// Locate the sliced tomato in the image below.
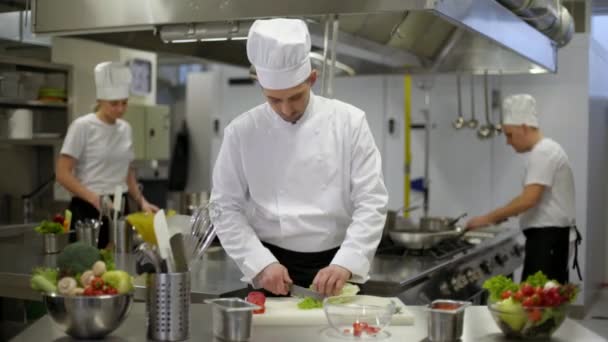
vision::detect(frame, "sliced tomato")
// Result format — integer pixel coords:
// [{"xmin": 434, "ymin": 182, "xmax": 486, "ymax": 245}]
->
[
  {"xmin": 527, "ymin": 308, "xmax": 542, "ymax": 322},
  {"xmin": 353, "ymin": 322, "xmax": 363, "ymax": 337},
  {"xmin": 246, "ymin": 291, "xmax": 266, "ymax": 314},
  {"xmin": 365, "ymin": 326, "xmax": 381, "ymax": 334}
]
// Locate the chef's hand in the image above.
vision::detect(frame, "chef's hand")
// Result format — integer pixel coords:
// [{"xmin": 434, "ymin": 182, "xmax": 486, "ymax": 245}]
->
[
  {"xmin": 466, "ymin": 215, "xmax": 492, "ymax": 230},
  {"xmin": 255, "ymin": 263, "xmax": 293, "ymax": 295},
  {"xmin": 139, "ymin": 198, "xmax": 159, "ymax": 214},
  {"xmin": 312, "ymin": 264, "xmax": 351, "ymax": 296}
]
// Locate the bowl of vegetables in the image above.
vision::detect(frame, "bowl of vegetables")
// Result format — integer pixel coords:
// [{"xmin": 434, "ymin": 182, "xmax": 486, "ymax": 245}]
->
[
  {"xmin": 323, "ymin": 295, "xmax": 397, "ymax": 338},
  {"xmin": 484, "ymin": 272, "xmax": 578, "ymax": 339},
  {"xmin": 35, "ymin": 212, "xmax": 71, "ymax": 254},
  {"xmin": 31, "ymin": 242, "xmax": 135, "ymax": 339}
]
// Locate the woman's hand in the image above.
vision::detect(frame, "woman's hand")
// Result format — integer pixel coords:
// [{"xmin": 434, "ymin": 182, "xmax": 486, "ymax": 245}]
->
[{"xmin": 139, "ymin": 198, "xmax": 159, "ymax": 214}]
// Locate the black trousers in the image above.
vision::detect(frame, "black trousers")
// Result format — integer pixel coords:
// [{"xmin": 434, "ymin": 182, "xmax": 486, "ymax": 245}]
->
[
  {"xmin": 522, "ymin": 227, "xmax": 571, "ymax": 283},
  {"xmin": 247, "ymin": 242, "xmax": 339, "ymax": 297},
  {"xmin": 68, "ymin": 194, "xmax": 130, "ymax": 249}
]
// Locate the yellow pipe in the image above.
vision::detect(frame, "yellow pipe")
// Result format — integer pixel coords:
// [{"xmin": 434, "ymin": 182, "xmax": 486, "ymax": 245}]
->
[{"xmin": 404, "ymin": 75, "xmax": 412, "ymax": 217}]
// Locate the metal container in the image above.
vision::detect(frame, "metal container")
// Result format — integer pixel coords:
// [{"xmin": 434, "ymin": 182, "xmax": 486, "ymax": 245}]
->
[
  {"xmin": 389, "ymin": 230, "xmax": 460, "ymax": 249},
  {"xmin": 427, "ymin": 300, "xmax": 471, "ymax": 342},
  {"xmin": 110, "ymin": 218, "xmax": 133, "ymax": 253},
  {"xmin": 205, "ymin": 298, "xmax": 260, "ymax": 342},
  {"xmin": 147, "ymin": 272, "xmax": 191, "ymax": 341},
  {"xmin": 42, "ymin": 233, "xmax": 69, "ymax": 254},
  {"xmin": 75, "ymin": 220, "xmax": 100, "ymax": 247}
]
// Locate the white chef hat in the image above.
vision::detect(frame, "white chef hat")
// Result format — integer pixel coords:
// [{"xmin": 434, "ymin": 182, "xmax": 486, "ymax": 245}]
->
[
  {"xmin": 94, "ymin": 61, "xmax": 132, "ymax": 100},
  {"xmin": 502, "ymin": 94, "xmax": 539, "ymax": 127},
  {"xmin": 247, "ymin": 18, "xmax": 312, "ymax": 90}
]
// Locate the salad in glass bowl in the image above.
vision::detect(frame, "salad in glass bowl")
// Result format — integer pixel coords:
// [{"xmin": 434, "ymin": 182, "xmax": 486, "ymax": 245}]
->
[{"xmin": 484, "ymin": 271, "xmax": 578, "ymax": 339}]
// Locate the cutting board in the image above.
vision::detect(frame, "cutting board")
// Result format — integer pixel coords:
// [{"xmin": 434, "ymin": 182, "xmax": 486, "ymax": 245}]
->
[{"xmin": 252, "ymin": 297, "xmax": 414, "ymax": 326}]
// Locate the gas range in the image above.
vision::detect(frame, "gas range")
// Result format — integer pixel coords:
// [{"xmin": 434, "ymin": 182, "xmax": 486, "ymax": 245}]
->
[{"xmin": 362, "ymin": 226, "xmax": 524, "ymax": 305}]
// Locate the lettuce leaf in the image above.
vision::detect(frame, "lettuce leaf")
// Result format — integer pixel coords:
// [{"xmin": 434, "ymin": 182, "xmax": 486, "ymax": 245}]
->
[{"xmin": 483, "ymin": 275, "xmax": 518, "ymax": 302}]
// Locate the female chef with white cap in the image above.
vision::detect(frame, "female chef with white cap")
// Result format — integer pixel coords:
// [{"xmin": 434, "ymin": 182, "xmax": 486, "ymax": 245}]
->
[
  {"xmin": 466, "ymin": 94, "xmax": 581, "ymax": 283},
  {"xmin": 210, "ymin": 18, "xmax": 388, "ymax": 296},
  {"xmin": 56, "ymin": 61, "xmax": 158, "ymax": 248}
]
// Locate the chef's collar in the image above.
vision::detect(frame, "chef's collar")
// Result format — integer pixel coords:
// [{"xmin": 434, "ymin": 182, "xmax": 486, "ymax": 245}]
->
[{"xmin": 267, "ymin": 91, "xmax": 316, "ymax": 128}]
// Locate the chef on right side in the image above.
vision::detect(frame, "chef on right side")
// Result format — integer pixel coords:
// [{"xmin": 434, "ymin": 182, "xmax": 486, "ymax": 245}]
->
[{"xmin": 466, "ymin": 94, "xmax": 581, "ymax": 283}]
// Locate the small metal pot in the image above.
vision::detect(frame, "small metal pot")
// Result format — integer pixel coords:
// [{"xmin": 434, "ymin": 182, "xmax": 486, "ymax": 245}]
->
[
  {"xmin": 42, "ymin": 233, "xmax": 69, "ymax": 254},
  {"xmin": 427, "ymin": 300, "xmax": 471, "ymax": 342},
  {"xmin": 205, "ymin": 298, "xmax": 260, "ymax": 342},
  {"xmin": 419, "ymin": 213, "xmax": 467, "ymax": 232}
]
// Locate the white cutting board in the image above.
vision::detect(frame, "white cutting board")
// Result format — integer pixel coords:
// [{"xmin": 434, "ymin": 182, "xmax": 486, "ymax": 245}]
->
[{"xmin": 252, "ymin": 297, "xmax": 414, "ymax": 326}]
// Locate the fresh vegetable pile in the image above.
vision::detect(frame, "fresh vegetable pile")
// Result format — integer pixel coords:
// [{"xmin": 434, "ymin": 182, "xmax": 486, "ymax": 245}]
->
[
  {"xmin": 483, "ymin": 272, "xmax": 578, "ymax": 338},
  {"xmin": 31, "ymin": 242, "xmax": 133, "ymax": 297},
  {"xmin": 34, "ymin": 211, "xmax": 71, "ymax": 234}
]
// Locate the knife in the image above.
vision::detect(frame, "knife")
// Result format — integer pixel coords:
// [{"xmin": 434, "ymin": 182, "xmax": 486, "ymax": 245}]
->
[{"xmin": 290, "ymin": 284, "xmax": 326, "ymax": 301}]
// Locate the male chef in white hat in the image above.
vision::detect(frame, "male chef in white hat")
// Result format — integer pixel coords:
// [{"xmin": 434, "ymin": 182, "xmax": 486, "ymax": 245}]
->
[
  {"xmin": 57, "ymin": 61, "xmax": 158, "ymax": 248},
  {"xmin": 466, "ymin": 94, "xmax": 581, "ymax": 283},
  {"xmin": 210, "ymin": 18, "xmax": 388, "ymax": 296}
]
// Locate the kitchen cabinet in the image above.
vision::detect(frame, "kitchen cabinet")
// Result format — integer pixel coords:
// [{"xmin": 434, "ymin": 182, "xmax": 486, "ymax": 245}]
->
[{"xmin": 123, "ymin": 104, "xmax": 170, "ymax": 161}]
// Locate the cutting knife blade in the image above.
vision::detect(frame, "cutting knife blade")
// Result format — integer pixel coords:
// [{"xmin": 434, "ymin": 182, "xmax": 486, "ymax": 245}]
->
[{"xmin": 290, "ymin": 284, "xmax": 326, "ymax": 301}]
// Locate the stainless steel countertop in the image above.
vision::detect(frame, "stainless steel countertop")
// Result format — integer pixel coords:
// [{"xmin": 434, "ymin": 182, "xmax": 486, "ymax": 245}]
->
[
  {"xmin": 0, "ymin": 226, "xmax": 247, "ymax": 302},
  {"xmin": 0, "ymin": 224, "xmax": 521, "ymax": 301},
  {"xmin": 9, "ymin": 304, "xmax": 606, "ymax": 342}
]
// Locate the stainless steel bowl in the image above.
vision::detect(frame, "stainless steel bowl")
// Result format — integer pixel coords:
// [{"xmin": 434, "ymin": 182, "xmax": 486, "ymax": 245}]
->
[{"xmin": 43, "ymin": 293, "xmax": 133, "ymax": 339}]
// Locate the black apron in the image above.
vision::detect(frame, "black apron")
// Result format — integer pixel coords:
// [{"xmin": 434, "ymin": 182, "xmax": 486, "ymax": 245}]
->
[
  {"xmin": 247, "ymin": 242, "xmax": 339, "ymax": 297},
  {"xmin": 522, "ymin": 226, "xmax": 583, "ymax": 283},
  {"xmin": 68, "ymin": 194, "xmax": 130, "ymax": 249}
]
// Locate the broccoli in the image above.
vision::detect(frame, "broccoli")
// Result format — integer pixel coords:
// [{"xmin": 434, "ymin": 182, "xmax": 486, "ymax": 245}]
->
[{"xmin": 57, "ymin": 242, "xmax": 101, "ymax": 275}]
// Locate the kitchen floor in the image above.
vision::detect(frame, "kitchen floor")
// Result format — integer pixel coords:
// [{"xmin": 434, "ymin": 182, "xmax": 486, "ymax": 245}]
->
[{"xmin": 574, "ymin": 288, "xmax": 608, "ymax": 339}]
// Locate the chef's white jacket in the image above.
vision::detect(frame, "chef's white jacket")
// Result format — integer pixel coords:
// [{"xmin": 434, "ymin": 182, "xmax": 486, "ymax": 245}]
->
[{"xmin": 210, "ymin": 93, "xmax": 388, "ymax": 283}]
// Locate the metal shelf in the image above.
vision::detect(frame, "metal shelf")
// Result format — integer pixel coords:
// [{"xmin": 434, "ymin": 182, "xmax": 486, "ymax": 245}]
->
[{"xmin": 0, "ymin": 98, "xmax": 67, "ymax": 109}]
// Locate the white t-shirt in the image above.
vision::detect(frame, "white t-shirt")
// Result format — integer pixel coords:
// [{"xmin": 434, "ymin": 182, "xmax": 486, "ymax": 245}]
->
[
  {"xmin": 520, "ymin": 138, "xmax": 575, "ymax": 228},
  {"xmin": 60, "ymin": 113, "xmax": 134, "ymax": 195}
]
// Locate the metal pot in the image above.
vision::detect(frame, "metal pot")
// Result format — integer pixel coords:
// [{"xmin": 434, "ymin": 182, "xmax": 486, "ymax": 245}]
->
[
  {"xmin": 419, "ymin": 213, "xmax": 467, "ymax": 232},
  {"xmin": 389, "ymin": 230, "xmax": 461, "ymax": 250}
]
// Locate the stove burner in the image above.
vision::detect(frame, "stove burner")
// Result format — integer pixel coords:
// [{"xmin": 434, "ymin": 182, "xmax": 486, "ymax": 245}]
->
[{"xmin": 376, "ymin": 238, "xmax": 473, "ymax": 259}]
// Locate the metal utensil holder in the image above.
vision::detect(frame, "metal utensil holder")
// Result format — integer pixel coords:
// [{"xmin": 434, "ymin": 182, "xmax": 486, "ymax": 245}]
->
[
  {"xmin": 75, "ymin": 220, "xmax": 100, "ymax": 247},
  {"xmin": 42, "ymin": 233, "xmax": 68, "ymax": 254},
  {"xmin": 110, "ymin": 218, "xmax": 133, "ymax": 253},
  {"xmin": 147, "ymin": 272, "xmax": 190, "ymax": 341}
]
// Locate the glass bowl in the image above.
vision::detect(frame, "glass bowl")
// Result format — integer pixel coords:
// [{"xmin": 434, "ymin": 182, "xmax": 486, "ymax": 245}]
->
[
  {"xmin": 323, "ymin": 295, "xmax": 396, "ymax": 338},
  {"xmin": 488, "ymin": 302, "xmax": 568, "ymax": 339}
]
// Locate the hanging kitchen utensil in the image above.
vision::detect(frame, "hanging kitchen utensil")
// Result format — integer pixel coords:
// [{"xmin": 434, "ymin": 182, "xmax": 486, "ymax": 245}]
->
[
  {"xmin": 446, "ymin": 213, "xmax": 468, "ymax": 227},
  {"xmin": 467, "ymin": 75, "xmax": 479, "ymax": 129},
  {"xmin": 493, "ymin": 71, "xmax": 504, "ymax": 135},
  {"xmin": 452, "ymin": 75, "xmax": 465, "ymax": 129},
  {"xmin": 477, "ymin": 71, "xmax": 494, "ymax": 139}
]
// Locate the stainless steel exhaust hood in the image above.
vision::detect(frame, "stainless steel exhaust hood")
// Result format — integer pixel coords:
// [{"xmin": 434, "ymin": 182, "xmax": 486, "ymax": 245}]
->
[{"xmin": 30, "ymin": 0, "xmax": 567, "ymax": 74}]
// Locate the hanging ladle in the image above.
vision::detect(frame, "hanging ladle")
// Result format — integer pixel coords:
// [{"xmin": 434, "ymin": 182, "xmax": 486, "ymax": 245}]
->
[
  {"xmin": 467, "ymin": 75, "xmax": 479, "ymax": 129},
  {"xmin": 452, "ymin": 74, "xmax": 465, "ymax": 129},
  {"xmin": 477, "ymin": 71, "xmax": 494, "ymax": 139},
  {"xmin": 493, "ymin": 71, "xmax": 504, "ymax": 135}
]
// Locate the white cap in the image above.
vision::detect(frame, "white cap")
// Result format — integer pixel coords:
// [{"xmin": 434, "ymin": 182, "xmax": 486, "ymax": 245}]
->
[
  {"xmin": 247, "ymin": 18, "xmax": 311, "ymax": 90},
  {"xmin": 502, "ymin": 94, "xmax": 539, "ymax": 127},
  {"xmin": 94, "ymin": 62, "xmax": 132, "ymax": 100}
]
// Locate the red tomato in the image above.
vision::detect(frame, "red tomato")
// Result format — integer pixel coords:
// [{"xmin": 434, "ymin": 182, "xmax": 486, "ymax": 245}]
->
[
  {"xmin": 91, "ymin": 277, "xmax": 104, "ymax": 290},
  {"xmin": 365, "ymin": 325, "xmax": 381, "ymax": 334},
  {"xmin": 353, "ymin": 322, "xmax": 363, "ymax": 337},
  {"xmin": 530, "ymin": 294, "xmax": 541, "ymax": 306},
  {"xmin": 522, "ymin": 297, "xmax": 534, "ymax": 307},
  {"xmin": 246, "ymin": 291, "xmax": 266, "ymax": 314},
  {"xmin": 92, "ymin": 289, "xmax": 104, "ymax": 296},
  {"xmin": 513, "ymin": 290, "xmax": 524, "ymax": 302},
  {"xmin": 53, "ymin": 214, "xmax": 65, "ymax": 224},
  {"xmin": 343, "ymin": 329, "xmax": 351, "ymax": 335},
  {"xmin": 501, "ymin": 290, "xmax": 513, "ymax": 300},
  {"xmin": 105, "ymin": 287, "xmax": 119, "ymax": 295},
  {"xmin": 535, "ymin": 286, "xmax": 544, "ymax": 296},
  {"xmin": 528, "ymin": 308, "xmax": 542, "ymax": 322},
  {"xmin": 521, "ymin": 284, "xmax": 535, "ymax": 297},
  {"xmin": 83, "ymin": 287, "xmax": 94, "ymax": 296}
]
